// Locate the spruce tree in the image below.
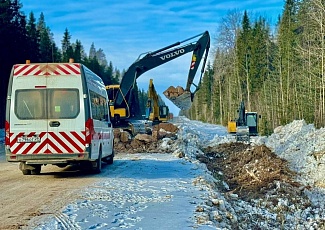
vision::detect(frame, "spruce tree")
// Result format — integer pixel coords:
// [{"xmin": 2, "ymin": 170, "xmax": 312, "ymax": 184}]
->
[{"xmin": 37, "ymin": 13, "xmax": 54, "ymax": 62}]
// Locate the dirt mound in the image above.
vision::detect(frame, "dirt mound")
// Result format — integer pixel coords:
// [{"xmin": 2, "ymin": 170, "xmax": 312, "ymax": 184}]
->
[{"xmin": 200, "ymin": 142, "xmax": 302, "ymax": 201}]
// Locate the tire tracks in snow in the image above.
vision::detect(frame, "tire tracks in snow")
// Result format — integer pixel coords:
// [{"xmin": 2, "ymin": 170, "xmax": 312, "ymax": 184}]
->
[{"xmin": 30, "ymin": 153, "xmax": 216, "ymax": 229}]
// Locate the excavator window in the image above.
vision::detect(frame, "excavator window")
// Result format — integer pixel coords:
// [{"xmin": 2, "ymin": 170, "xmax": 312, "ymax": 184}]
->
[{"xmin": 246, "ymin": 114, "xmax": 257, "ymax": 127}]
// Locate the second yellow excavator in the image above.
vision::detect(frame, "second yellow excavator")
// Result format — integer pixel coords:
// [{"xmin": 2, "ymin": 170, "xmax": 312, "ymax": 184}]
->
[
  {"xmin": 145, "ymin": 79, "xmax": 169, "ymax": 124},
  {"xmin": 228, "ymin": 101, "xmax": 260, "ymax": 142}
]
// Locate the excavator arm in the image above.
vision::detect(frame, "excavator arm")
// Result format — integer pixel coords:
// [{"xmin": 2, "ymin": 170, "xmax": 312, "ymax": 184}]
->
[
  {"xmin": 108, "ymin": 31, "xmax": 210, "ymax": 125},
  {"xmin": 115, "ymin": 31, "xmax": 210, "ymax": 110}
]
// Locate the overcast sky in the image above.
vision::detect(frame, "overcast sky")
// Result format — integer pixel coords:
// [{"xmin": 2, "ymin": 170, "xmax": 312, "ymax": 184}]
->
[{"xmin": 20, "ymin": 0, "xmax": 284, "ymax": 114}]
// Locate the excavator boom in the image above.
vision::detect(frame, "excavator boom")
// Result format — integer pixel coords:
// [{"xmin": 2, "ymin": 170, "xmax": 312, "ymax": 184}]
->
[{"xmin": 107, "ymin": 31, "xmax": 210, "ymax": 125}]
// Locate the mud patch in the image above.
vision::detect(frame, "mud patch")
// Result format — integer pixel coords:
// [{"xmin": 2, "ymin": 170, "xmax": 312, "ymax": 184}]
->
[{"xmin": 200, "ymin": 143, "xmax": 303, "ymax": 201}]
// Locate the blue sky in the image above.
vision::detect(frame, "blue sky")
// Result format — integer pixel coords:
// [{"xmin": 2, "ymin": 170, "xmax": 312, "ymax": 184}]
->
[{"xmin": 20, "ymin": 0, "xmax": 284, "ymax": 114}]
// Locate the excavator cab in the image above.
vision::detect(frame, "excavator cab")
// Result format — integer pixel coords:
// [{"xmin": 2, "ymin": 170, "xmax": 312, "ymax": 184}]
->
[
  {"xmin": 246, "ymin": 112, "xmax": 259, "ymax": 136},
  {"xmin": 106, "ymin": 85, "xmax": 128, "ymax": 124},
  {"xmin": 159, "ymin": 105, "xmax": 169, "ymax": 120}
]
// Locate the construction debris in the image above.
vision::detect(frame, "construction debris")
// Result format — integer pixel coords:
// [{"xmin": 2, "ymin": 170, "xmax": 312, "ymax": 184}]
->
[{"xmin": 114, "ymin": 122, "xmax": 178, "ymax": 153}]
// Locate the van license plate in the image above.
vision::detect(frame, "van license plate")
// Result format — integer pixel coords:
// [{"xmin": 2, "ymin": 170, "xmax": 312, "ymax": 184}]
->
[{"xmin": 17, "ymin": 135, "xmax": 41, "ymax": 143}]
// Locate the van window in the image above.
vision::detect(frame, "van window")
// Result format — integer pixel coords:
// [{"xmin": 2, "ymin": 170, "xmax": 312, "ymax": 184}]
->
[
  {"xmin": 48, "ymin": 89, "xmax": 79, "ymax": 119},
  {"xmin": 90, "ymin": 90, "xmax": 108, "ymax": 121},
  {"xmin": 15, "ymin": 89, "xmax": 80, "ymax": 120},
  {"xmin": 15, "ymin": 90, "xmax": 45, "ymax": 119}
]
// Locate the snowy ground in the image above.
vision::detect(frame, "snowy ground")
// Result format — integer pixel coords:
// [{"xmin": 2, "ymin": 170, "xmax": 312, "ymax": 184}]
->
[
  {"xmin": 28, "ymin": 153, "xmax": 219, "ymax": 230},
  {"xmin": 4, "ymin": 116, "xmax": 325, "ymax": 229}
]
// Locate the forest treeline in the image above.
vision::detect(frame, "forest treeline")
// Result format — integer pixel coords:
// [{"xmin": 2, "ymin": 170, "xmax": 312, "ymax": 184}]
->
[
  {"xmin": 0, "ymin": 0, "xmax": 150, "ymax": 127},
  {"xmin": 187, "ymin": 0, "xmax": 325, "ymax": 135},
  {"xmin": 3, "ymin": 0, "xmax": 321, "ymax": 135}
]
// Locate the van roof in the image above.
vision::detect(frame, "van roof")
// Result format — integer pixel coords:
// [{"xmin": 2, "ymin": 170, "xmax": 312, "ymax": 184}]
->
[{"xmin": 13, "ymin": 63, "xmax": 81, "ymax": 77}]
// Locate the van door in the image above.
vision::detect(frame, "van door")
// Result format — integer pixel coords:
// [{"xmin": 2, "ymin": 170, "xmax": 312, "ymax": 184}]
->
[
  {"xmin": 46, "ymin": 87, "xmax": 85, "ymax": 154},
  {"xmin": 88, "ymin": 90, "xmax": 113, "ymax": 158},
  {"xmin": 10, "ymin": 88, "xmax": 48, "ymax": 155}
]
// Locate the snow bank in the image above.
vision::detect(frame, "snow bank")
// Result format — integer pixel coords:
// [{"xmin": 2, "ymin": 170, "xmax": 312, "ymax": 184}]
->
[
  {"xmin": 172, "ymin": 117, "xmax": 325, "ymax": 188},
  {"xmin": 171, "ymin": 117, "xmax": 325, "ymax": 229},
  {"xmin": 264, "ymin": 120, "xmax": 325, "ymax": 187}
]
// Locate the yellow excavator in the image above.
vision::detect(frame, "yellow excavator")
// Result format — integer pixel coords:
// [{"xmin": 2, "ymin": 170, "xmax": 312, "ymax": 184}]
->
[
  {"xmin": 106, "ymin": 31, "xmax": 210, "ymax": 128},
  {"xmin": 228, "ymin": 101, "xmax": 260, "ymax": 142},
  {"xmin": 145, "ymin": 79, "xmax": 169, "ymax": 124}
]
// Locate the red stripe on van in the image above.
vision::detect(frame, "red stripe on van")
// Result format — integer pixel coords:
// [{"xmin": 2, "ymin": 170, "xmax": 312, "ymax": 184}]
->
[
  {"xmin": 14, "ymin": 132, "xmax": 36, "ymax": 155},
  {"xmin": 10, "ymin": 131, "xmax": 85, "ymax": 154},
  {"xmin": 10, "ymin": 132, "xmax": 47, "ymax": 154},
  {"xmin": 46, "ymin": 64, "xmax": 59, "ymax": 75},
  {"xmin": 13, "ymin": 64, "xmax": 81, "ymax": 76},
  {"xmin": 14, "ymin": 64, "xmax": 39, "ymax": 76},
  {"xmin": 47, "ymin": 138, "xmax": 64, "ymax": 153},
  {"xmin": 32, "ymin": 138, "xmax": 48, "ymax": 153},
  {"xmin": 59, "ymin": 132, "xmax": 84, "ymax": 152},
  {"xmin": 56, "ymin": 64, "xmax": 71, "ymax": 75},
  {"xmin": 13, "ymin": 64, "xmax": 30, "ymax": 76},
  {"xmin": 64, "ymin": 64, "xmax": 81, "ymax": 74},
  {"xmin": 71, "ymin": 131, "xmax": 86, "ymax": 145},
  {"xmin": 24, "ymin": 65, "xmax": 39, "ymax": 75},
  {"xmin": 48, "ymin": 132, "xmax": 74, "ymax": 153}
]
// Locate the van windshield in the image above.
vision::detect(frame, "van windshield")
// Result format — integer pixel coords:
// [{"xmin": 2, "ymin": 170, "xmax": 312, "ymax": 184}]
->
[{"xmin": 15, "ymin": 89, "xmax": 79, "ymax": 120}]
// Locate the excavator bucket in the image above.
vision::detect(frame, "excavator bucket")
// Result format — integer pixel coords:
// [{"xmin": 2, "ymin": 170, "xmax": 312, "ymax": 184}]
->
[{"xmin": 163, "ymin": 86, "xmax": 192, "ymax": 110}]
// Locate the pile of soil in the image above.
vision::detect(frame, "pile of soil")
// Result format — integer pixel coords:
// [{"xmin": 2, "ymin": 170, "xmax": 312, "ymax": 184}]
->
[{"xmin": 199, "ymin": 142, "xmax": 303, "ymax": 201}]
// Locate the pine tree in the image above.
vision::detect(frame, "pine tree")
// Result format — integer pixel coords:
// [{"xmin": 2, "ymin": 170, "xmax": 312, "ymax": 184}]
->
[
  {"xmin": 61, "ymin": 28, "xmax": 73, "ymax": 62},
  {"xmin": 73, "ymin": 39, "xmax": 83, "ymax": 63},
  {"xmin": 276, "ymin": 0, "xmax": 300, "ymax": 123},
  {"xmin": 89, "ymin": 43, "xmax": 96, "ymax": 59},
  {"xmin": 236, "ymin": 10, "xmax": 252, "ymax": 110},
  {"xmin": 0, "ymin": 0, "xmax": 28, "ymax": 127},
  {"xmin": 37, "ymin": 13, "xmax": 54, "ymax": 62}
]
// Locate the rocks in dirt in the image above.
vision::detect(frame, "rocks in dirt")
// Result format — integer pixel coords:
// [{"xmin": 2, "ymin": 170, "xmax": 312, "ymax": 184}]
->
[
  {"xmin": 163, "ymin": 86, "xmax": 185, "ymax": 98},
  {"xmin": 163, "ymin": 86, "xmax": 192, "ymax": 110},
  {"xmin": 114, "ymin": 122, "xmax": 178, "ymax": 153},
  {"xmin": 200, "ymin": 142, "xmax": 300, "ymax": 201}
]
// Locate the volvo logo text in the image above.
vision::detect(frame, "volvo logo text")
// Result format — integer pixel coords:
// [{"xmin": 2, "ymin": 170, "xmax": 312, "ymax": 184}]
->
[{"xmin": 160, "ymin": 49, "xmax": 185, "ymax": 60}]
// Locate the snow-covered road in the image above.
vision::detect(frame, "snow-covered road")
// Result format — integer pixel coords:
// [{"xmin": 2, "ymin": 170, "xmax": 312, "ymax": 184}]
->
[{"xmin": 29, "ymin": 153, "xmax": 218, "ymax": 230}]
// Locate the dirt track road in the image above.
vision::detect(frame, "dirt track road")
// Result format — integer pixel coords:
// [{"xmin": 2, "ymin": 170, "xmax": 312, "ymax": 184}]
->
[{"xmin": 0, "ymin": 145, "xmax": 101, "ymax": 229}]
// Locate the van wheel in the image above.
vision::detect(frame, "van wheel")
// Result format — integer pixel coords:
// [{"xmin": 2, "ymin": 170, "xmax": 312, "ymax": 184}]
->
[
  {"xmin": 31, "ymin": 165, "xmax": 41, "ymax": 175},
  {"xmin": 107, "ymin": 150, "xmax": 114, "ymax": 165},
  {"xmin": 93, "ymin": 149, "xmax": 102, "ymax": 174},
  {"xmin": 22, "ymin": 169, "xmax": 31, "ymax": 175}
]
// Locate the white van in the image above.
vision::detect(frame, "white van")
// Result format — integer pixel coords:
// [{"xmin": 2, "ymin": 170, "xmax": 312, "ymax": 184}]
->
[{"xmin": 5, "ymin": 62, "xmax": 114, "ymax": 175}]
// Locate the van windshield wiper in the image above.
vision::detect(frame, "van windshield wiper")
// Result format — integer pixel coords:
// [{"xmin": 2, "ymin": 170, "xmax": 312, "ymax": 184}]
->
[{"xmin": 23, "ymin": 100, "xmax": 33, "ymax": 118}]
